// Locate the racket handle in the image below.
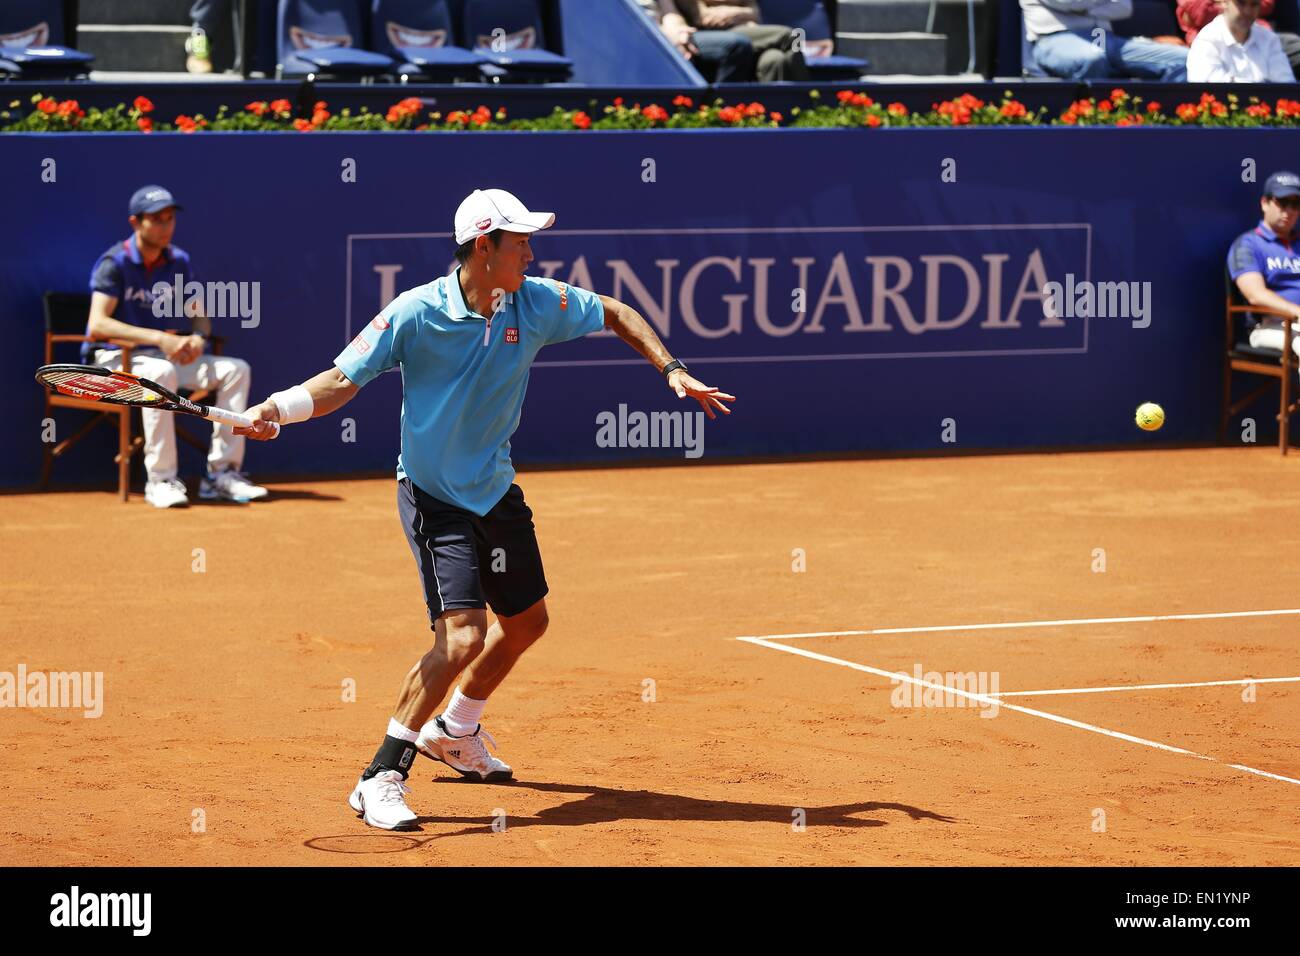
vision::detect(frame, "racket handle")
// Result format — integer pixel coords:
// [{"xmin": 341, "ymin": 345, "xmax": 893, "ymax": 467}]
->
[{"xmin": 205, "ymin": 405, "xmax": 282, "ymax": 438}]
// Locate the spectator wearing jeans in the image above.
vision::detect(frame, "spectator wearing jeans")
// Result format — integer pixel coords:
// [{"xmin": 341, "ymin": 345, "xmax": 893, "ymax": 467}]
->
[
  {"xmin": 1022, "ymin": 0, "xmax": 1190, "ymax": 79},
  {"xmin": 662, "ymin": 0, "xmax": 810, "ymax": 81},
  {"xmin": 1229, "ymin": 171, "xmax": 1300, "ymax": 360},
  {"xmin": 1180, "ymin": 0, "xmax": 1300, "ymax": 77},
  {"xmin": 638, "ymin": 0, "xmax": 756, "ymax": 81}
]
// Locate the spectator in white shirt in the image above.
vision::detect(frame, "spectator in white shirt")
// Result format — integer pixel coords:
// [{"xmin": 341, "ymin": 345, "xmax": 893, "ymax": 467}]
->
[{"xmin": 1187, "ymin": 0, "xmax": 1296, "ymax": 80}]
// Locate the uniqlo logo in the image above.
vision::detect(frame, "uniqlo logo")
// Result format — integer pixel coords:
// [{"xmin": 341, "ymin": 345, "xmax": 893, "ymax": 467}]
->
[
  {"xmin": 350, "ymin": 333, "xmax": 370, "ymax": 355},
  {"xmin": 504, "ymin": 327, "xmax": 519, "ymax": 344}
]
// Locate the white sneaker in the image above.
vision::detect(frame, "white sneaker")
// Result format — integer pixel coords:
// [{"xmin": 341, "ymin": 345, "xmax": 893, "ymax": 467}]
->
[
  {"xmin": 348, "ymin": 770, "xmax": 419, "ymax": 830},
  {"xmin": 144, "ymin": 478, "xmax": 189, "ymax": 509},
  {"xmin": 416, "ymin": 717, "xmax": 513, "ymax": 783},
  {"xmin": 199, "ymin": 470, "xmax": 269, "ymax": 502}
]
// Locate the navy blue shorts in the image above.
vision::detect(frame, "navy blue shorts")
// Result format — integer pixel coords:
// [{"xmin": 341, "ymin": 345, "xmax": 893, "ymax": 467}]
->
[{"xmin": 397, "ymin": 477, "xmax": 549, "ymax": 621}]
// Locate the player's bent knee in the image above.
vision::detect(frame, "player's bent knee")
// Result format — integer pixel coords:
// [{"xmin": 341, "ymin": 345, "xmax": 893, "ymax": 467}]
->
[{"xmin": 502, "ymin": 599, "xmax": 549, "ymax": 646}]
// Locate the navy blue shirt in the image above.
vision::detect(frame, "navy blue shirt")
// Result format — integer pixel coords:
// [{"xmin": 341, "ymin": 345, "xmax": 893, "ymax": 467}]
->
[
  {"xmin": 83, "ymin": 235, "xmax": 194, "ymax": 360},
  {"xmin": 1228, "ymin": 220, "xmax": 1300, "ymax": 328}
]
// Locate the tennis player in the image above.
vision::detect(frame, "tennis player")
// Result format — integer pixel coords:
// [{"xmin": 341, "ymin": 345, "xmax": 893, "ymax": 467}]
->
[{"xmin": 237, "ymin": 188, "xmax": 735, "ymax": 829}]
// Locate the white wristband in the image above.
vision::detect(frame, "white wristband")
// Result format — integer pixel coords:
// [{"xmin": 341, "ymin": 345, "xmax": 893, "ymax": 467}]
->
[{"xmin": 270, "ymin": 385, "xmax": 314, "ymax": 425}]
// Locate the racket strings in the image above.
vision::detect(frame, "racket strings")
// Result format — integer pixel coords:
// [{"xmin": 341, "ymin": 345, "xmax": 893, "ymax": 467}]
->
[{"xmin": 39, "ymin": 369, "xmax": 165, "ymax": 405}]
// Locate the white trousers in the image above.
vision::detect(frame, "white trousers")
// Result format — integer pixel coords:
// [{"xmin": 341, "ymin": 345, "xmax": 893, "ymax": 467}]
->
[
  {"xmin": 1248, "ymin": 323, "xmax": 1300, "ymax": 359},
  {"xmin": 93, "ymin": 347, "xmax": 251, "ymax": 482}
]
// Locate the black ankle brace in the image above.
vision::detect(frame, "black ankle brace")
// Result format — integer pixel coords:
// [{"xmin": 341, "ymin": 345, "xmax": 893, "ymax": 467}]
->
[{"xmin": 362, "ymin": 734, "xmax": 417, "ymax": 780}]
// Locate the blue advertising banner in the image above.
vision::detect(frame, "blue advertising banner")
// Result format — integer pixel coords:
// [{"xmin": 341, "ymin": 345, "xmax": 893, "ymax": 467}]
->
[{"xmin": 0, "ymin": 129, "xmax": 1284, "ymax": 488}]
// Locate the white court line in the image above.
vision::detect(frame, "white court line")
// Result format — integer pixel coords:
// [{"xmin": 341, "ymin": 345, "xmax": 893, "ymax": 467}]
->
[
  {"xmin": 993, "ymin": 676, "xmax": 1300, "ymax": 698},
  {"xmin": 736, "ymin": 637, "xmax": 1300, "ymax": 788},
  {"xmin": 738, "ymin": 606, "xmax": 1300, "ymax": 641}
]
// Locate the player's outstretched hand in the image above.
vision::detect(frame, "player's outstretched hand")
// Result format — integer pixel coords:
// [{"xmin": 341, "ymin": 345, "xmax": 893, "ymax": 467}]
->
[
  {"xmin": 235, "ymin": 399, "xmax": 281, "ymax": 440},
  {"xmin": 668, "ymin": 369, "xmax": 735, "ymax": 420}
]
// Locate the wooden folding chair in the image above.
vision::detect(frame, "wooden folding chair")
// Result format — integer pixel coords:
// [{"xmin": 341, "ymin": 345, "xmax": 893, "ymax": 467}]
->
[{"xmin": 1221, "ymin": 273, "xmax": 1299, "ymax": 455}]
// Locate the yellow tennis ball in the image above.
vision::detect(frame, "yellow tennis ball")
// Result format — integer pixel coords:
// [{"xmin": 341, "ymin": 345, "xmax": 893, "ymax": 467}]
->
[{"xmin": 1135, "ymin": 402, "xmax": 1165, "ymax": 431}]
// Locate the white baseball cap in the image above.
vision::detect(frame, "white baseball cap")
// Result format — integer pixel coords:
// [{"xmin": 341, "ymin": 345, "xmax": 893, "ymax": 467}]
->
[{"xmin": 454, "ymin": 188, "xmax": 555, "ymax": 245}]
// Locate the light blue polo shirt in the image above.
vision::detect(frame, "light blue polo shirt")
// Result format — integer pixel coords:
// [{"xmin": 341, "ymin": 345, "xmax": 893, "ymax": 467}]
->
[{"xmin": 334, "ymin": 268, "xmax": 605, "ymax": 515}]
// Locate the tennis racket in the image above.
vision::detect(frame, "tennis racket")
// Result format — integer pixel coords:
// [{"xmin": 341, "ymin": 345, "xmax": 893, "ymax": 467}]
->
[{"xmin": 35, "ymin": 363, "xmax": 280, "ymax": 437}]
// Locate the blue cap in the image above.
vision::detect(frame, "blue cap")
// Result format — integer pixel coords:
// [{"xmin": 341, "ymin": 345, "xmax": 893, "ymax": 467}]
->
[
  {"xmin": 128, "ymin": 185, "xmax": 182, "ymax": 216},
  {"xmin": 1263, "ymin": 171, "xmax": 1300, "ymax": 199}
]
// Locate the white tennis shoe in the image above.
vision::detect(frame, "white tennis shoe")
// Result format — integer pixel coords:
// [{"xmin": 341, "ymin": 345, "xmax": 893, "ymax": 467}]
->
[
  {"xmin": 200, "ymin": 469, "xmax": 268, "ymax": 502},
  {"xmin": 348, "ymin": 770, "xmax": 419, "ymax": 830},
  {"xmin": 416, "ymin": 718, "xmax": 513, "ymax": 783},
  {"xmin": 144, "ymin": 478, "xmax": 189, "ymax": 508}
]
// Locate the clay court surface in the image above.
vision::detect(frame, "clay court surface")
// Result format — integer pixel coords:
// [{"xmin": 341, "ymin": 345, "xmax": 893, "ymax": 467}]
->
[{"xmin": 3, "ymin": 447, "xmax": 1298, "ymax": 866}]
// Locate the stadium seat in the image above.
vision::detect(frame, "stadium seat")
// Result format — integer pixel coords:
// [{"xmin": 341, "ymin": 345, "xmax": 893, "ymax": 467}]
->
[
  {"xmin": 757, "ymin": 0, "xmax": 868, "ymax": 78},
  {"xmin": 1113, "ymin": 0, "xmax": 1184, "ymax": 41},
  {"xmin": 461, "ymin": 0, "xmax": 573, "ymax": 83},
  {"xmin": 0, "ymin": 2, "xmax": 94, "ymax": 80},
  {"xmin": 1222, "ymin": 272, "xmax": 1298, "ymax": 454},
  {"xmin": 277, "ymin": 0, "xmax": 395, "ymax": 80},
  {"xmin": 371, "ymin": 0, "xmax": 487, "ymax": 82}
]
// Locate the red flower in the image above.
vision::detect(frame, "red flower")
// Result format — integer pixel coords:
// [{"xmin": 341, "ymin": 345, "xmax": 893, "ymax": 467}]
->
[
  {"xmin": 642, "ymin": 104, "xmax": 669, "ymax": 122},
  {"xmin": 1098, "ymin": 99, "xmax": 1113, "ymax": 113},
  {"xmin": 1000, "ymin": 100, "xmax": 1026, "ymax": 118},
  {"xmin": 133, "ymin": 96, "xmax": 154, "ymax": 114},
  {"xmin": 1176, "ymin": 103, "xmax": 1198, "ymax": 121},
  {"xmin": 311, "ymin": 108, "xmax": 329, "ymax": 126},
  {"xmin": 887, "ymin": 102, "xmax": 908, "ymax": 117},
  {"xmin": 174, "ymin": 115, "xmax": 197, "ymax": 133},
  {"xmin": 1061, "ymin": 111, "xmax": 1078, "ymax": 125},
  {"xmin": 1110, "ymin": 88, "xmax": 1127, "ymax": 102},
  {"xmin": 1211, "ymin": 102, "xmax": 1227, "ymax": 116},
  {"xmin": 55, "ymin": 99, "xmax": 82, "ymax": 118},
  {"xmin": 1147, "ymin": 102, "xmax": 1161, "ymax": 113},
  {"xmin": 613, "ymin": 96, "xmax": 624, "ymax": 107},
  {"xmin": 745, "ymin": 101, "xmax": 766, "ymax": 116},
  {"xmin": 269, "ymin": 98, "xmax": 292, "ymax": 114},
  {"xmin": 836, "ymin": 90, "xmax": 855, "ymax": 103},
  {"xmin": 415, "ymin": 124, "xmax": 429, "ymax": 131},
  {"xmin": 852, "ymin": 93, "xmax": 872, "ymax": 108},
  {"xmin": 717, "ymin": 106, "xmax": 740, "ymax": 123},
  {"xmin": 572, "ymin": 110, "xmax": 591, "ymax": 129},
  {"xmin": 672, "ymin": 95, "xmax": 692, "ymax": 108},
  {"xmin": 864, "ymin": 113, "xmax": 882, "ymax": 127},
  {"xmin": 313, "ymin": 100, "xmax": 328, "ymax": 112},
  {"xmin": 292, "ymin": 118, "xmax": 312, "ymax": 131},
  {"xmin": 36, "ymin": 97, "xmax": 56, "ymax": 114},
  {"xmin": 246, "ymin": 101, "xmax": 267, "ymax": 116},
  {"xmin": 447, "ymin": 110, "xmax": 469, "ymax": 124},
  {"xmin": 770, "ymin": 111, "xmax": 783, "ymax": 123},
  {"xmin": 137, "ymin": 117, "xmax": 152, "ymax": 132},
  {"xmin": 1246, "ymin": 103, "xmax": 1271, "ymax": 118}
]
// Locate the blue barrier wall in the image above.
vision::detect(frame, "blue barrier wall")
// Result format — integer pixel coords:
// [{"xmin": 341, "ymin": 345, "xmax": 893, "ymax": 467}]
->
[{"xmin": 0, "ymin": 128, "xmax": 1284, "ymax": 487}]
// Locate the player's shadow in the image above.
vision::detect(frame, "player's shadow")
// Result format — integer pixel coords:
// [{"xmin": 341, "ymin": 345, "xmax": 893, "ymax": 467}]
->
[{"xmin": 304, "ymin": 780, "xmax": 956, "ymax": 855}]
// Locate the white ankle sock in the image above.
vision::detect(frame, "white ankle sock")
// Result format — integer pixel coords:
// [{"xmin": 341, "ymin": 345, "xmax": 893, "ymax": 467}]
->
[
  {"xmin": 386, "ymin": 717, "xmax": 419, "ymax": 743},
  {"xmin": 438, "ymin": 687, "xmax": 487, "ymax": 737}
]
